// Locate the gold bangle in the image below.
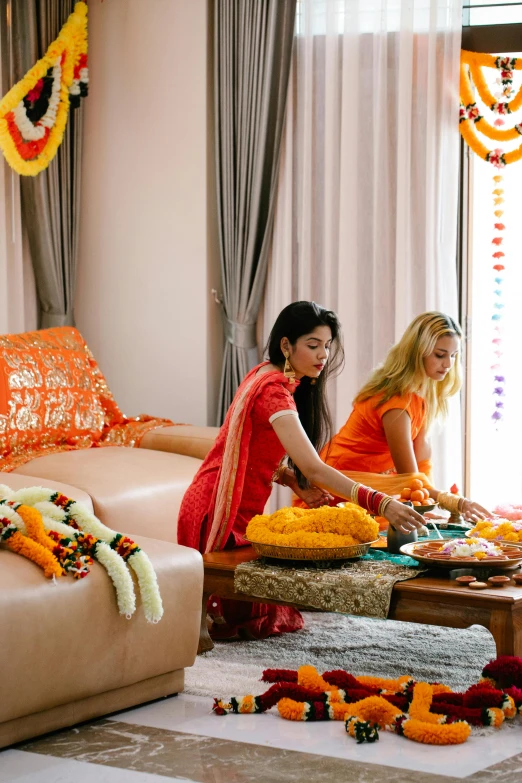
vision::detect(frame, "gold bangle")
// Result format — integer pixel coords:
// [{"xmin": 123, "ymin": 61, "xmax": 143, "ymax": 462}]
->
[
  {"xmin": 351, "ymin": 482, "xmax": 361, "ymax": 505},
  {"xmin": 438, "ymin": 492, "xmax": 463, "ymax": 514},
  {"xmin": 378, "ymin": 496, "xmax": 393, "ymax": 517}
]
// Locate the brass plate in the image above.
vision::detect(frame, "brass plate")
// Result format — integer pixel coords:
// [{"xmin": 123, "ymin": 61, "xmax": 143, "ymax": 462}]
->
[
  {"xmin": 400, "ymin": 539, "xmax": 522, "ymax": 570},
  {"xmin": 244, "ymin": 538, "xmax": 379, "ymax": 561}
]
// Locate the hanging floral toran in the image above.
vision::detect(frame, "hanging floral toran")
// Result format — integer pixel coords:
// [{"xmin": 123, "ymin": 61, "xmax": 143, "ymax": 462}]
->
[
  {"xmin": 0, "ymin": 2, "xmax": 88, "ymax": 176},
  {"xmin": 459, "ymin": 51, "xmax": 515, "ymax": 427},
  {"xmin": 460, "ymin": 50, "xmax": 522, "ymax": 168}
]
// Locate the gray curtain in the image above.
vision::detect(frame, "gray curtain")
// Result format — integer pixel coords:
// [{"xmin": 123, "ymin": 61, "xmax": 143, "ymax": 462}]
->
[
  {"xmin": 11, "ymin": 0, "xmax": 83, "ymax": 328},
  {"xmin": 215, "ymin": 0, "xmax": 296, "ymax": 423}
]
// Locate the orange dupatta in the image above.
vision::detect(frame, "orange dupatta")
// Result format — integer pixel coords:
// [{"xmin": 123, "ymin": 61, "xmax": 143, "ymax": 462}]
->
[{"xmin": 204, "ymin": 366, "xmax": 293, "ymax": 553}]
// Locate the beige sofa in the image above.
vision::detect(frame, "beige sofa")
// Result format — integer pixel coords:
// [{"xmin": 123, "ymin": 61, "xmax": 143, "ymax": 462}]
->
[{"xmin": 0, "ymin": 424, "xmax": 219, "ymax": 749}]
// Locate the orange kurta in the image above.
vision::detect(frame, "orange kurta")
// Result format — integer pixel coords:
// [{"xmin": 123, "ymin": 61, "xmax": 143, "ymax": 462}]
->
[{"xmin": 322, "ymin": 393, "xmax": 427, "ymax": 474}]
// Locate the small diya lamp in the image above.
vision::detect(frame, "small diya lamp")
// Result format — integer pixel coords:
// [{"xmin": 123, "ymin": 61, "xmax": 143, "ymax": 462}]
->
[
  {"xmin": 488, "ymin": 575, "xmax": 511, "ymax": 587},
  {"xmin": 512, "ymin": 573, "xmax": 522, "ymax": 585},
  {"xmin": 468, "ymin": 581, "xmax": 488, "ymax": 589},
  {"xmin": 455, "ymin": 575, "xmax": 476, "ymax": 585}
]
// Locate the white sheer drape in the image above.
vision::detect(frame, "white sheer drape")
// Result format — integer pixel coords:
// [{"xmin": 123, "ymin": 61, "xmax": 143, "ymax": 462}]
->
[{"xmin": 264, "ymin": 0, "xmax": 463, "ymax": 496}]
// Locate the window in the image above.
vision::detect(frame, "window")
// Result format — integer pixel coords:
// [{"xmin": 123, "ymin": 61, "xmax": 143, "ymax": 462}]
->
[{"xmin": 461, "ymin": 22, "xmax": 522, "ymax": 505}]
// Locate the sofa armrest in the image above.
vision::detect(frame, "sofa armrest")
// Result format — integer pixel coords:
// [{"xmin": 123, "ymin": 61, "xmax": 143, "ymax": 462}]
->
[{"xmin": 139, "ymin": 425, "xmax": 219, "ymax": 461}]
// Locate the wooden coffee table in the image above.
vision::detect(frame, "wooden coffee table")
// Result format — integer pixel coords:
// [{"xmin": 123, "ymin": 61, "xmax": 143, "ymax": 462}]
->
[{"xmin": 199, "ymin": 547, "xmax": 522, "ymax": 656}]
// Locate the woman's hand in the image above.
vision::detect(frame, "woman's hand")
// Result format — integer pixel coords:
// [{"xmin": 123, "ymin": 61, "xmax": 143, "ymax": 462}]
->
[
  {"xmin": 460, "ymin": 499, "xmax": 492, "ymax": 524},
  {"xmin": 384, "ymin": 499, "xmax": 426, "ymax": 533},
  {"xmin": 294, "ymin": 484, "xmax": 334, "ymax": 509}
]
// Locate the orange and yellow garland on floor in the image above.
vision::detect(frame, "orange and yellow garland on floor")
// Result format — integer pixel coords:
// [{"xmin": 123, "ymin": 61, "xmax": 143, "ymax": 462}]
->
[
  {"xmin": 0, "ymin": 2, "xmax": 88, "ymax": 176},
  {"xmin": 213, "ymin": 660, "xmax": 522, "ymax": 746}
]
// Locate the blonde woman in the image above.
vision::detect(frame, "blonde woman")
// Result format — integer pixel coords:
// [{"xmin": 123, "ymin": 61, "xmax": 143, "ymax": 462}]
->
[{"xmin": 318, "ymin": 312, "xmax": 489, "ymax": 523}]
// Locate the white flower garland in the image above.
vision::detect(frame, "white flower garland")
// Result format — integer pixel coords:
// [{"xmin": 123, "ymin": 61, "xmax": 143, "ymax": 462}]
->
[
  {"xmin": 93, "ymin": 541, "xmax": 136, "ymax": 619},
  {"xmin": 0, "ymin": 486, "xmax": 163, "ymax": 623}
]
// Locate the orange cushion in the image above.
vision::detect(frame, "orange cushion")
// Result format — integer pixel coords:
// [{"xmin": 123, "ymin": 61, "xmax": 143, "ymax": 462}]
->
[{"xmin": 0, "ymin": 326, "xmax": 172, "ymax": 471}]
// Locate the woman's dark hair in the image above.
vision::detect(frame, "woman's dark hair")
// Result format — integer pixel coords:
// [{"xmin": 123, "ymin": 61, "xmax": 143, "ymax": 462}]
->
[{"xmin": 265, "ymin": 301, "xmax": 344, "ymax": 489}]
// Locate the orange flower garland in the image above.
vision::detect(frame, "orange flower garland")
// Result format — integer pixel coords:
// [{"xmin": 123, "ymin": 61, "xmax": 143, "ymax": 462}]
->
[
  {"xmin": 0, "ymin": 508, "xmax": 63, "ymax": 579},
  {"xmin": 460, "ymin": 51, "xmax": 522, "ymax": 166}
]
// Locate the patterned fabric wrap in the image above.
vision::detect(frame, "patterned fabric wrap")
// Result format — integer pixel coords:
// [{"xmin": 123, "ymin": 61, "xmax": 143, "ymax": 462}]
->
[{"xmin": 234, "ymin": 557, "xmax": 425, "ymax": 620}]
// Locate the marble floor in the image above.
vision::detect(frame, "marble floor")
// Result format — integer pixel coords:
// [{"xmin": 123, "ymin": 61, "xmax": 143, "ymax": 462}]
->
[{"xmin": 1, "ymin": 693, "xmax": 522, "ymax": 783}]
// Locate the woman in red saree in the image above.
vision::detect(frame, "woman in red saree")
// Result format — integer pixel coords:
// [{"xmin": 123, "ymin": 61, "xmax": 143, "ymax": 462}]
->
[{"xmin": 178, "ymin": 302, "xmax": 426, "ymax": 640}]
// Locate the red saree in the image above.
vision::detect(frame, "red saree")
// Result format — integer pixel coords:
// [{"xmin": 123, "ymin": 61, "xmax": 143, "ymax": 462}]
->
[{"xmin": 178, "ymin": 363, "xmax": 304, "ymax": 639}]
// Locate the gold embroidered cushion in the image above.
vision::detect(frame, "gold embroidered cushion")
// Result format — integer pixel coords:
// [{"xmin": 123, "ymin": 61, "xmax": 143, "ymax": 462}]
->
[{"xmin": 0, "ymin": 326, "xmax": 172, "ymax": 471}]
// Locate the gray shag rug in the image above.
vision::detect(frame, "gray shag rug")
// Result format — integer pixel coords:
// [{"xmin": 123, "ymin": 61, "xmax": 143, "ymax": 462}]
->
[{"xmin": 185, "ymin": 612, "xmax": 497, "ymax": 698}]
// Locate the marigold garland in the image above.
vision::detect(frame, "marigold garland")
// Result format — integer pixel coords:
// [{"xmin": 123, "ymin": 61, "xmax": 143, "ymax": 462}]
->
[
  {"xmin": 246, "ymin": 505, "xmax": 378, "ymax": 548},
  {"xmin": 213, "ymin": 658, "xmax": 522, "ymax": 747},
  {"xmin": 0, "ymin": 485, "xmax": 163, "ymax": 623},
  {"xmin": 0, "ymin": 510, "xmax": 63, "ymax": 579},
  {"xmin": 460, "ymin": 51, "xmax": 522, "ymax": 166},
  {"xmin": 0, "ymin": 2, "xmax": 88, "ymax": 175}
]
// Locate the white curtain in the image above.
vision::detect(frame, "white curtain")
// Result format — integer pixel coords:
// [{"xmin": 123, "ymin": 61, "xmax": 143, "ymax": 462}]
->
[{"xmin": 264, "ymin": 0, "xmax": 463, "ymax": 500}]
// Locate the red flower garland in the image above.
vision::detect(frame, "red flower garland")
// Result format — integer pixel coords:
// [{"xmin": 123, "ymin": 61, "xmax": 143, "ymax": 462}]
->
[{"xmin": 214, "ymin": 658, "xmax": 522, "ymax": 728}]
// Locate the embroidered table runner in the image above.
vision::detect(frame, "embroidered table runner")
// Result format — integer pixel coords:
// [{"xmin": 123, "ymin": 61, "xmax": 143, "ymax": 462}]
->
[{"xmin": 234, "ymin": 550, "xmax": 426, "ymax": 620}]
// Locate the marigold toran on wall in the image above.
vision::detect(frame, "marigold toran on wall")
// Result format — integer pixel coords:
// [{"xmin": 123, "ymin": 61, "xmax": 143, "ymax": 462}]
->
[{"xmin": 0, "ymin": 2, "xmax": 88, "ymax": 176}]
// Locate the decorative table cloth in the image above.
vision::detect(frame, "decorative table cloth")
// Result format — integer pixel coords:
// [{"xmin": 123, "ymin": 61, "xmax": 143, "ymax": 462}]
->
[{"xmin": 234, "ymin": 550, "xmax": 426, "ymax": 620}]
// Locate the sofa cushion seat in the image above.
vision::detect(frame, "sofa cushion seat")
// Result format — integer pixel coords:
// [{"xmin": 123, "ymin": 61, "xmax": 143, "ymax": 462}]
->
[
  {"xmin": 139, "ymin": 424, "xmax": 219, "ymax": 461},
  {"xmin": 0, "ymin": 536, "xmax": 203, "ymax": 725},
  {"xmin": 13, "ymin": 447, "xmax": 202, "ymax": 543}
]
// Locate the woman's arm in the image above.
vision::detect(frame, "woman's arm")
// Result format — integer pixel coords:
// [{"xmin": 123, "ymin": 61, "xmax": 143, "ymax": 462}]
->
[
  {"xmin": 275, "ymin": 466, "xmax": 334, "ymax": 508},
  {"xmin": 381, "ymin": 409, "xmax": 418, "ymax": 474},
  {"xmin": 271, "ymin": 414, "xmax": 425, "ymax": 532},
  {"xmin": 383, "ymin": 414, "xmax": 491, "ymax": 521},
  {"xmin": 413, "ymin": 425, "xmax": 432, "ymax": 465}
]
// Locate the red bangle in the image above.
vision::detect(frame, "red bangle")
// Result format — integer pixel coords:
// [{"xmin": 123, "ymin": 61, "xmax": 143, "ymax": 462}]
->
[
  {"xmin": 370, "ymin": 492, "xmax": 387, "ymax": 515},
  {"xmin": 357, "ymin": 485, "xmax": 371, "ymax": 511}
]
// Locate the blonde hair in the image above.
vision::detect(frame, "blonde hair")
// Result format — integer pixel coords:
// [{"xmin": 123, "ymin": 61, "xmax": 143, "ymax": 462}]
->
[{"xmin": 355, "ymin": 312, "xmax": 463, "ymax": 429}]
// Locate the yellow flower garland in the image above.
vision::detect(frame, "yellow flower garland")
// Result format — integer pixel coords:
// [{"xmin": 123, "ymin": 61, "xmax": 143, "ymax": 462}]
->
[
  {"xmin": 469, "ymin": 518, "xmax": 522, "ymax": 543},
  {"xmin": 246, "ymin": 505, "xmax": 379, "ymax": 548},
  {"xmin": 0, "ymin": 2, "xmax": 87, "ymax": 175}
]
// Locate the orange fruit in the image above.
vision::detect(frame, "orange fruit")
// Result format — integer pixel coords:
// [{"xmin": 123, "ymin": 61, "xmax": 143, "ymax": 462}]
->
[
  {"xmin": 412, "ymin": 500, "xmax": 422, "ymax": 506},
  {"xmin": 401, "ymin": 488, "xmax": 412, "ymax": 500},
  {"xmin": 426, "ymin": 498, "xmax": 435, "ymax": 504},
  {"xmin": 410, "ymin": 479, "xmax": 423, "ymax": 491},
  {"xmin": 411, "ymin": 490, "xmax": 425, "ymax": 502},
  {"xmin": 422, "ymin": 488, "xmax": 430, "ymax": 500}
]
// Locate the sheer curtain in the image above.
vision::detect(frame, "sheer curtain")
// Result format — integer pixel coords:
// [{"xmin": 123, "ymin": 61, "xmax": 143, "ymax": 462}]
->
[
  {"xmin": 264, "ymin": 0, "xmax": 463, "ymax": 496},
  {"xmin": 0, "ymin": 0, "xmax": 36, "ymax": 334}
]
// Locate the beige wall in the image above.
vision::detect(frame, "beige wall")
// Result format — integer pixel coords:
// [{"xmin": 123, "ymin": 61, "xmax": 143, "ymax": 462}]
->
[{"xmin": 76, "ymin": 0, "xmax": 222, "ymax": 425}]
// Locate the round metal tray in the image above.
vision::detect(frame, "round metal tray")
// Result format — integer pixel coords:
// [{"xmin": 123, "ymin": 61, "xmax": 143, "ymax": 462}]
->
[
  {"xmin": 400, "ymin": 539, "xmax": 522, "ymax": 570},
  {"xmin": 244, "ymin": 538, "xmax": 379, "ymax": 561}
]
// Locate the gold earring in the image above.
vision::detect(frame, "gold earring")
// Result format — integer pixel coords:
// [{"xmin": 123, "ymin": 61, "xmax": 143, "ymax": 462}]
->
[
  {"xmin": 283, "ymin": 351, "xmax": 296, "ymax": 384},
  {"xmin": 310, "ymin": 378, "xmax": 317, "ymax": 385}
]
